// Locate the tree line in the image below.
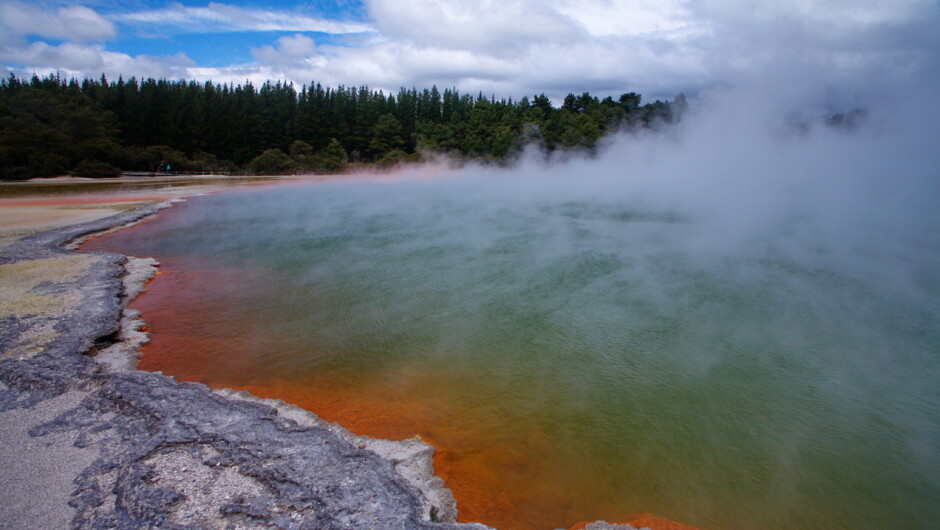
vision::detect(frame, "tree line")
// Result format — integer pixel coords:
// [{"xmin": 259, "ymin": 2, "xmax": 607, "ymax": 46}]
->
[{"xmin": 0, "ymin": 73, "xmax": 687, "ymax": 180}]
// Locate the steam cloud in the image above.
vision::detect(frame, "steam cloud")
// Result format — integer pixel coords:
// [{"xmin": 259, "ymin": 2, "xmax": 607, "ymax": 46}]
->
[{"xmin": 423, "ymin": 75, "xmax": 940, "ymax": 307}]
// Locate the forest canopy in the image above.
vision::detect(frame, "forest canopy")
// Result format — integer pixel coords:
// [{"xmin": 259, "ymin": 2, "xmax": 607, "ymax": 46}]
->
[{"xmin": 0, "ymin": 73, "xmax": 686, "ymax": 180}]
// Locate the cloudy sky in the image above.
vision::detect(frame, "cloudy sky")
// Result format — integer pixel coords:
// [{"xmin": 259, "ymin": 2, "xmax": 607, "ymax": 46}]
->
[{"xmin": 1, "ymin": 0, "xmax": 938, "ymax": 102}]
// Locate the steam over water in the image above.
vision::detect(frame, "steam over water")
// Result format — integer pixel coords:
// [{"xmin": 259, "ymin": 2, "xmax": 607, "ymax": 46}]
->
[{"xmin": 86, "ymin": 96, "xmax": 940, "ymax": 529}]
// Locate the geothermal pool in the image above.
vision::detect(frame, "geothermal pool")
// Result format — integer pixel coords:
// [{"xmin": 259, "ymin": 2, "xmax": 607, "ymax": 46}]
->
[{"xmin": 84, "ymin": 175, "xmax": 940, "ymax": 529}]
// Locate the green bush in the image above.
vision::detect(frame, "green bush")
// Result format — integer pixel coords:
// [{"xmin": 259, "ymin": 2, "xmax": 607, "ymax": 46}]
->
[
  {"xmin": 377, "ymin": 149, "xmax": 411, "ymax": 168},
  {"xmin": 311, "ymin": 139, "xmax": 348, "ymax": 173},
  {"xmin": 71, "ymin": 159, "xmax": 121, "ymax": 178},
  {"xmin": 248, "ymin": 148, "xmax": 296, "ymax": 175}
]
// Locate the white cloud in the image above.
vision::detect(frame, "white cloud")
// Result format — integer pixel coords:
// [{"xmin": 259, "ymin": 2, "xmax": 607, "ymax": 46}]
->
[
  {"xmin": 252, "ymin": 34, "xmax": 320, "ymax": 66},
  {"xmin": 225, "ymin": 0, "xmax": 712, "ymax": 98},
  {"xmin": 161, "ymin": 0, "xmax": 936, "ymax": 106},
  {"xmin": 366, "ymin": 0, "xmax": 582, "ymax": 54},
  {"xmin": 696, "ymin": 0, "xmax": 933, "ymax": 28},
  {"xmin": 1, "ymin": 41, "xmax": 107, "ymax": 71},
  {"xmin": 320, "ymin": 0, "xmax": 935, "ymax": 100},
  {"xmin": 555, "ymin": 0, "xmax": 695, "ymax": 36},
  {"xmin": 113, "ymin": 2, "xmax": 372, "ymax": 34},
  {"xmin": 1, "ymin": 40, "xmax": 195, "ymax": 80},
  {"xmin": 201, "ymin": 1, "xmax": 710, "ymax": 99},
  {"xmin": 1, "ymin": 0, "xmax": 936, "ymax": 106},
  {"xmin": 0, "ymin": 0, "xmax": 116, "ymax": 43}
]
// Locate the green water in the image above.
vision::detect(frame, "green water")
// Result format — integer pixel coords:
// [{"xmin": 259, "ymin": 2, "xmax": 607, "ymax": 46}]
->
[{"xmin": 90, "ymin": 176, "xmax": 940, "ymax": 529}]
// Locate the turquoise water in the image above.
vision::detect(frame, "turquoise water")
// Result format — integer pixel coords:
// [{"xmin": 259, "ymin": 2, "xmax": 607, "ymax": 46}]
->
[{"xmin": 88, "ymin": 174, "xmax": 940, "ymax": 529}]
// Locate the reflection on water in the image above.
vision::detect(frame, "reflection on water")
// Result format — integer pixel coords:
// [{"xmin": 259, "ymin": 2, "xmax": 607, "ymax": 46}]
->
[{"xmin": 83, "ymin": 177, "xmax": 940, "ymax": 530}]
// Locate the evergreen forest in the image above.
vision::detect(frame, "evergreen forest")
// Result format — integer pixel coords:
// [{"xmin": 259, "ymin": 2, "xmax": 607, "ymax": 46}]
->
[{"xmin": 0, "ymin": 73, "xmax": 687, "ymax": 180}]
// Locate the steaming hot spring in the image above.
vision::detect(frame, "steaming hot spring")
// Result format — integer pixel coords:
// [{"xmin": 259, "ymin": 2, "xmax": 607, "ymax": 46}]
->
[{"xmin": 83, "ymin": 121, "xmax": 940, "ymax": 530}]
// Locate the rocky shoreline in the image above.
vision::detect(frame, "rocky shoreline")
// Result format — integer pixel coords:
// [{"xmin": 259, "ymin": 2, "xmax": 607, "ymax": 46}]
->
[{"xmin": 0, "ymin": 202, "xmax": 491, "ymax": 529}]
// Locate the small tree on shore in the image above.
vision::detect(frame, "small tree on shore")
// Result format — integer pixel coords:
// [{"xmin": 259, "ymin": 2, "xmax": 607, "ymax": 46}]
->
[
  {"xmin": 248, "ymin": 148, "xmax": 296, "ymax": 175},
  {"xmin": 313, "ymin": 138, "xmax": 348, "ymax": 173},
  {"xmin": 289, "ymin": 140, "xmax": 316, "ymax": 172},
  {"xmin": 71, "ymin": 159, "xmax": 121, "ymax": 178}
]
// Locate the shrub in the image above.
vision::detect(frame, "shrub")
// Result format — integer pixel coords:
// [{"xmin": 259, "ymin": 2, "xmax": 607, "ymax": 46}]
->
[
  {"xmin": 376, "ymin": 149, "xmax": 404, "ymax": 168},
  {"xmin": 248, "ymin": 148, "xmax": 296, "ymax": 175},
  {"xmin": 311, "ymin": 139, "xmax": 348, "ymax": 173},
  {"xmin": 71, "ymin": 159, "xmax": 121, "ymax": 178}
]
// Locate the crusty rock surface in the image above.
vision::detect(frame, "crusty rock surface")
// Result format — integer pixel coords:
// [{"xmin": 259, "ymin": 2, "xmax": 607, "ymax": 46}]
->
[{"xmin": 0, "ymin": 204, "xmax": 490, "ymax": 529}]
